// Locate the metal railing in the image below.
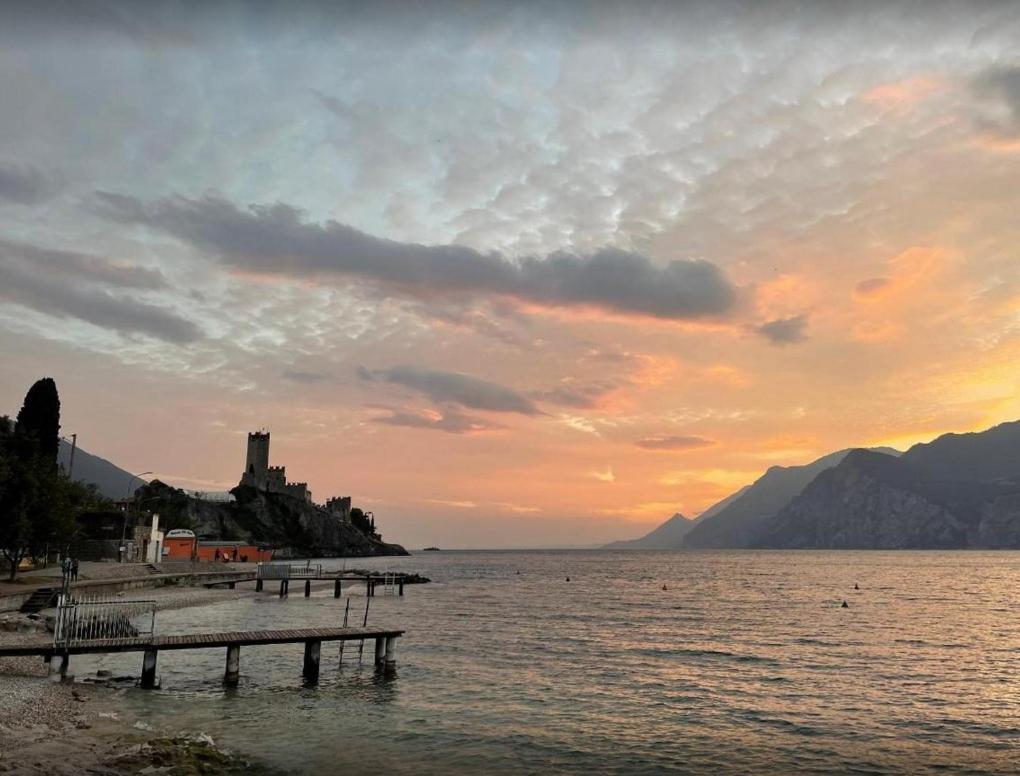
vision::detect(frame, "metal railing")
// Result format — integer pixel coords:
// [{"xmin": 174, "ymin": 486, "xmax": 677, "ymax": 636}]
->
[
  {"xmin": 52, "ymin": 594, "xmax": 157, "ymax": 648},
  {"xmin": 256, "ymin": 562, "xmax": 323, "ymax": 580}
]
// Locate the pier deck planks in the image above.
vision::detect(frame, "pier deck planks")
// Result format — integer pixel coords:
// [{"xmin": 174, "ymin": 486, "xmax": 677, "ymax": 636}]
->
[{"xmin": 0, "ymin": 626, "xmax": 404, "ymax": 658}]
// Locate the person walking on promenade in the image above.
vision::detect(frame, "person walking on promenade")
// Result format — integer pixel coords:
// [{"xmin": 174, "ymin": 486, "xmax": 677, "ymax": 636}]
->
[{"xmin": 71, "ymin": 558, "xmax": 79, "ymax": 582}]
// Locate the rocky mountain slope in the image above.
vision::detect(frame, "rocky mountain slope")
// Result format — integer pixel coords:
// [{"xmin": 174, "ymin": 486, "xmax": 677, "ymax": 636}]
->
[
  {"xmin": 138, "ymin": 480, "xmax": 408, "ymax": 557},
  {"xmin": 752, "ymin": 422, "xmax": 1020, "ymax": 549},
  {"xmin": 683, "ymin": 449, "xmax": 898, "ymax": 549}
]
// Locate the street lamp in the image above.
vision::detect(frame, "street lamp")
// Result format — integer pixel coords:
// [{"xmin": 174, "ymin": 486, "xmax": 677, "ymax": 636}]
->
[
  {"xmin": 124, "ymin": 471, "xmax": 153, "ymax": 500},
  {"xmin": 120, "ymin": 471, "xmax": 152, "ymax": 562}
]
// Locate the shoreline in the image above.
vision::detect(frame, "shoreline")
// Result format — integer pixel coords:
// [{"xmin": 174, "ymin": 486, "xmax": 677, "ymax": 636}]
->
[{"xmin": 0, "ymin": 586, "xmax": 281, "ymax": 775}]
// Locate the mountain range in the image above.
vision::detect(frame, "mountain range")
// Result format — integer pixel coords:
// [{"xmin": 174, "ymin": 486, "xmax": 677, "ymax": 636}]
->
[
  {"xmin": 607, "ymin": 420, "xmax": 1020, "ymax": 549},
  {"xmin": 57, "ymin": 437, "xmax": 141, "ymax": 499},
  {"xmin": 601, "ymin": 486, "xmax": 749, "ymax": 549}
]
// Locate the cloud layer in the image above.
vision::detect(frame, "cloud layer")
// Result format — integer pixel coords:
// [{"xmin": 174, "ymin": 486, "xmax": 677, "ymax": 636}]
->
[
  {"xmin": 634, "ymin": 435, "xmax": 717, "ymax": 451},
  {"xmin": 756, "ymin": 315, "xmax": 809, "ymax": 345},
  {"xmin": 0, "ymin": 240, "xmax": 199, "ymax": 343},
  {"xmin": 0, "ymin": 163, "xmax": 58, "ymax": 205},
  {"xmin": 359, "ymin": 365, "xmax": 541, "ymax": 416},
  {"xmin": 95, "ymin": 192, "xmax": 736, "ymax": 321}
]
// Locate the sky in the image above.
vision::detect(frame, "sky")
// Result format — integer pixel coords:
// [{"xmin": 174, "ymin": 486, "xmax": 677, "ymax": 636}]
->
[{"xmin": 1, "ymin": 1, "xmax": 1019, "ymax": 548}]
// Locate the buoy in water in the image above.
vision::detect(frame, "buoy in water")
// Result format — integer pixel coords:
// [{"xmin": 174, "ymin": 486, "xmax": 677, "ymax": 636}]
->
[
  {"xmin": 662, "ymin": 584, "xmax": 668, "ymax": 591},
  {"xmin": 841, "ymin": 600, "xmax": 849, "ymax": 608},
  {"xmin": 566, "ymin": 577, "xmax": 570, "ymax": 582}
]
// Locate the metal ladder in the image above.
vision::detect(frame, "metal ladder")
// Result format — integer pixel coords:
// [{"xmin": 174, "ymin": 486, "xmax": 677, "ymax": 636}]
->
[{"xmin": 338, "ymin": 596, "xmax": 371, "ymax": 665}]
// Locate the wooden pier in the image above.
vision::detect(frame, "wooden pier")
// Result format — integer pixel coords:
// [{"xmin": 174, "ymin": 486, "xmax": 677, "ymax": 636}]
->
[
  {"xmin": 237, "ymin": 566, "xmax": 411, "ymax": 599},
  {"xmin": 0, "ymin": 626, "xmax": 403, "ymax": 687}
]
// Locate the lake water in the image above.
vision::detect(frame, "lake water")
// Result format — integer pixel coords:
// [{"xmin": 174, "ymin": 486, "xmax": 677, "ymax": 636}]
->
[{"xmin": 76, "ymin": 551, "xmax": 1020, "ymax": 774}]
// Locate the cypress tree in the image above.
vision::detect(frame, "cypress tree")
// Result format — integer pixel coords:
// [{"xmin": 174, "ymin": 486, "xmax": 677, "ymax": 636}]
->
[{"xmin": 15, "ymin": 377, "xmax": 60, "ymax": 465}]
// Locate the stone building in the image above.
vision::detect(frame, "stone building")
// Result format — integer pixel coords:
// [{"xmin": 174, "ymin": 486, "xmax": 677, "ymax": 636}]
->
[
  {"xmin": 239, "ymin": 430, "xmax": 312, "ymax": 502},
  {"xmin": 325, "ymin": 496, "xmax": 352, "ymax": 523}
]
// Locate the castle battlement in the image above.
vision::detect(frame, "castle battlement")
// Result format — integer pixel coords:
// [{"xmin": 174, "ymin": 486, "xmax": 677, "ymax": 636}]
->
[
  {"xmin": 326, "ymin": 496, "xmax": 352, "ymax": 523},
  {"xmin": 238, "ymin": 431, "xmax": 313, "ymax": 503}
]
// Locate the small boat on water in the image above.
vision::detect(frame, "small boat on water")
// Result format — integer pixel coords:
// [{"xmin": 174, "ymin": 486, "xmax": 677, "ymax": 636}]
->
[{"xmin": 422, "ymin": 546, "xmax": 441, "ymax": 552}]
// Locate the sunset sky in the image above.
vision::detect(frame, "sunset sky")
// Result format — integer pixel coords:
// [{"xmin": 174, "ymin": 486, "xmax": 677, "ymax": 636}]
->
[{"xmin": 1, "ymin": 2, "xmax": 1019, "ymax": 547}]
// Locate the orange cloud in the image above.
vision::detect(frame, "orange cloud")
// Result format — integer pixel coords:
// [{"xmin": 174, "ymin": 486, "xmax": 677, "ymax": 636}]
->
[
  {"xmin": 860, "ymin": 76, "xmax": 943, "ymax": 114},
  {"xmin": 853, "ymin": 246, "xmax": 944, "ymax": 302},
  {"xmin": 755, "ymin": 273, "xmax": 819, "ymax": 318}
]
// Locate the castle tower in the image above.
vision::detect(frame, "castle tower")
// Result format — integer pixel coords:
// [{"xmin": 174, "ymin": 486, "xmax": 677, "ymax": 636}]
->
[{"xmin": 241, "ymin": 431, "xmax": 270, "ymax": 488}]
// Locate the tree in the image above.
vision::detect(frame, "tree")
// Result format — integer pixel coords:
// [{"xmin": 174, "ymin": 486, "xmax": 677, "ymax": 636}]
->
[
  {"xmin": 15, "ymin": 378, "xmax": 60, "ymax": 465},
  {"xmin": 0, "ymin": 380, "xmax": 78, "ymax": 580},
  {"xmin": 350, "ymin": 507, "xmax": 374, "ymax": 535},
  {"xmin": 0, "ymin": 417, "xmax": 38, "ymax": 580}
]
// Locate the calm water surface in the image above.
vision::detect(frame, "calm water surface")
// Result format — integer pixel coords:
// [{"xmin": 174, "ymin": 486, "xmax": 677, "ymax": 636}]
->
[{"xmin": 77, "ymin": 551, "xmax": 1020, "ymax": 774}]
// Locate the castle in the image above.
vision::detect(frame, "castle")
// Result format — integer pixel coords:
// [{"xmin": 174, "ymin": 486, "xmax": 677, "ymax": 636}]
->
[{"xmin": 236, "ymin": 429, "xmax": 354, "ymax": 522}]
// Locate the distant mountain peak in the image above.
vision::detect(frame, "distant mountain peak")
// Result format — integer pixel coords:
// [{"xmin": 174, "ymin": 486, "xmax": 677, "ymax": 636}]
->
[{"xmin": 601, "ymin": 511, "xmax": 693, "ymax": 550}]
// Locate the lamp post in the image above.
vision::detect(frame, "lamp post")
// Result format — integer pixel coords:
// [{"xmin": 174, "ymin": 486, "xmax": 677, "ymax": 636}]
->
[{"xmin": 120, "ymin": 471, "xmax": 152, "ymax": 563}]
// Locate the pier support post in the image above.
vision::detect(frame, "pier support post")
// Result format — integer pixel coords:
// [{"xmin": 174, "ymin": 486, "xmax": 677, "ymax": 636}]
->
[
  {"xmin": 228, "ymin": 581, "xmax": 236, "ymax": 589},
  {"xmin": 398, "ymin": 580, "xmax": 404, "ymax": 596},
  {"xmin": 48, "ymin": 653, "xmax": 69, "ymax": 682},
  {"xmin": 368, "ymin": 580, "xmax": 375, "ymax": 597},
  {"xmin": 304, "ymin": 579, "xmax": 311, "ymax": 598},
  {"xmin": 224, "ymin": 645, "xmax": 240, "ymax": 686},
  {"xmin": 374, "ymin": 637, "xmax": 385, "ymax": 666},
  {"xmin": 255, "ymin": 578, "xmax": 263, "ymax": 592},
  {"xmin": 279, "ymin": 579, "xmax": 288, "ymax": 598},
  {"xmin": 334, "ymin": 579, "xmax": 341, "ymax": 598},
  {"xmin": 384, "ymin": 636, "xmax": 397, "ymax": 666},
  {"xmin": 140, "ymin": 649, "xmax": 158, "ymax": 689},
  {"xmin": 303, "ymin": 639, "xmax": 321, "ymax": 682}
]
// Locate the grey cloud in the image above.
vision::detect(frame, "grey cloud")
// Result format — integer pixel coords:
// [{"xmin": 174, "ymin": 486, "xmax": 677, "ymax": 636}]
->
[
  {"xmin": 0, "ymin": 240, "xmax": 166, "ymax": 290},
  {"xmin": 0, "ymin": 256, "xmax": 200, "ymax": 343},
  {"xmin": 854, "ymin": 277, "xmax": 888, "ymax": 297},
  {"xmin": 634, "ymin": 435, "xmax": 716, "ymax": 451},
  {"xmin": 282, "ymin": 369, "xmax": 329, "ymax": 383},
  {"xmin": 0, "ymin": 163, "xmax": 59, "ymax": 205},
  {"xmin": 370, "ymin": 407, "xmax": 502, "ymax": 435},
  {"xmin": 359, "ymin": 365, "xmax": 541, "ymax": 415},
  {"xmin": 531, "ymin": 380, "xmax": 620, "ymax": 409},
  {"xmin": 756, "ymin": 314, "xmax": 809, "ymax": 345},
  {"xmin": 93, "ymin": 192, "xmax": 736, "ymax": 320},
  {"xmin": 974, "ymin": 65, "xmax": 1020, "ymax": 136}
]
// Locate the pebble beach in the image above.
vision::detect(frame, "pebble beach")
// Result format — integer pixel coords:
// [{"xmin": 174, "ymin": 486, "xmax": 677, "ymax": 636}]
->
[{"xmin": 0, "ymin": 585, "xmax": 279, "ymax": 775}]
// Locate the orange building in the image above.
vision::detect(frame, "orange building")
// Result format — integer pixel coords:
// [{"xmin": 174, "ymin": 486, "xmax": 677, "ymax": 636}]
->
[{"xmin": 163, "ymin": 530, "xmax": 273, "ymax": 563}]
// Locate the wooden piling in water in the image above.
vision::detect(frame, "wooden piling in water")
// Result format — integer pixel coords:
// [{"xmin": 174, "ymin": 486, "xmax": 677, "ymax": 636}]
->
[
  {"xmin": 48, "ymin": 653, "xmax": 68, "ymax": 682},
  {"xmin": 303, "ymin": 639, "xmax": 321, "ymax": 682},
  {"xmin": 141, "ymin": 649, "xmax": 158, "ymax": 689},
  {"xmin": 279, "ymin": 579, "xmax": 289, "ymax": 598},
  {"xmin": 224, "ymin": 645, "xmax": 240, "ymax": 686},
  {"xmin": 384, "ymin": 636, "xmax": 396, "ymax": 666},
  {"xmin": 255, "ymin": 578, "xmax": 263, "ymax": 592},
  {"xmin": 334, "ymin": 579, "xmax": 342, "ymax": 598},
  {"xmin": 305, "ymin": 579, "xmax": 311, "ymax": 598},
  {"xmin": 374, "ymin": 637, "xmax": 385, "ymax": 666}
]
